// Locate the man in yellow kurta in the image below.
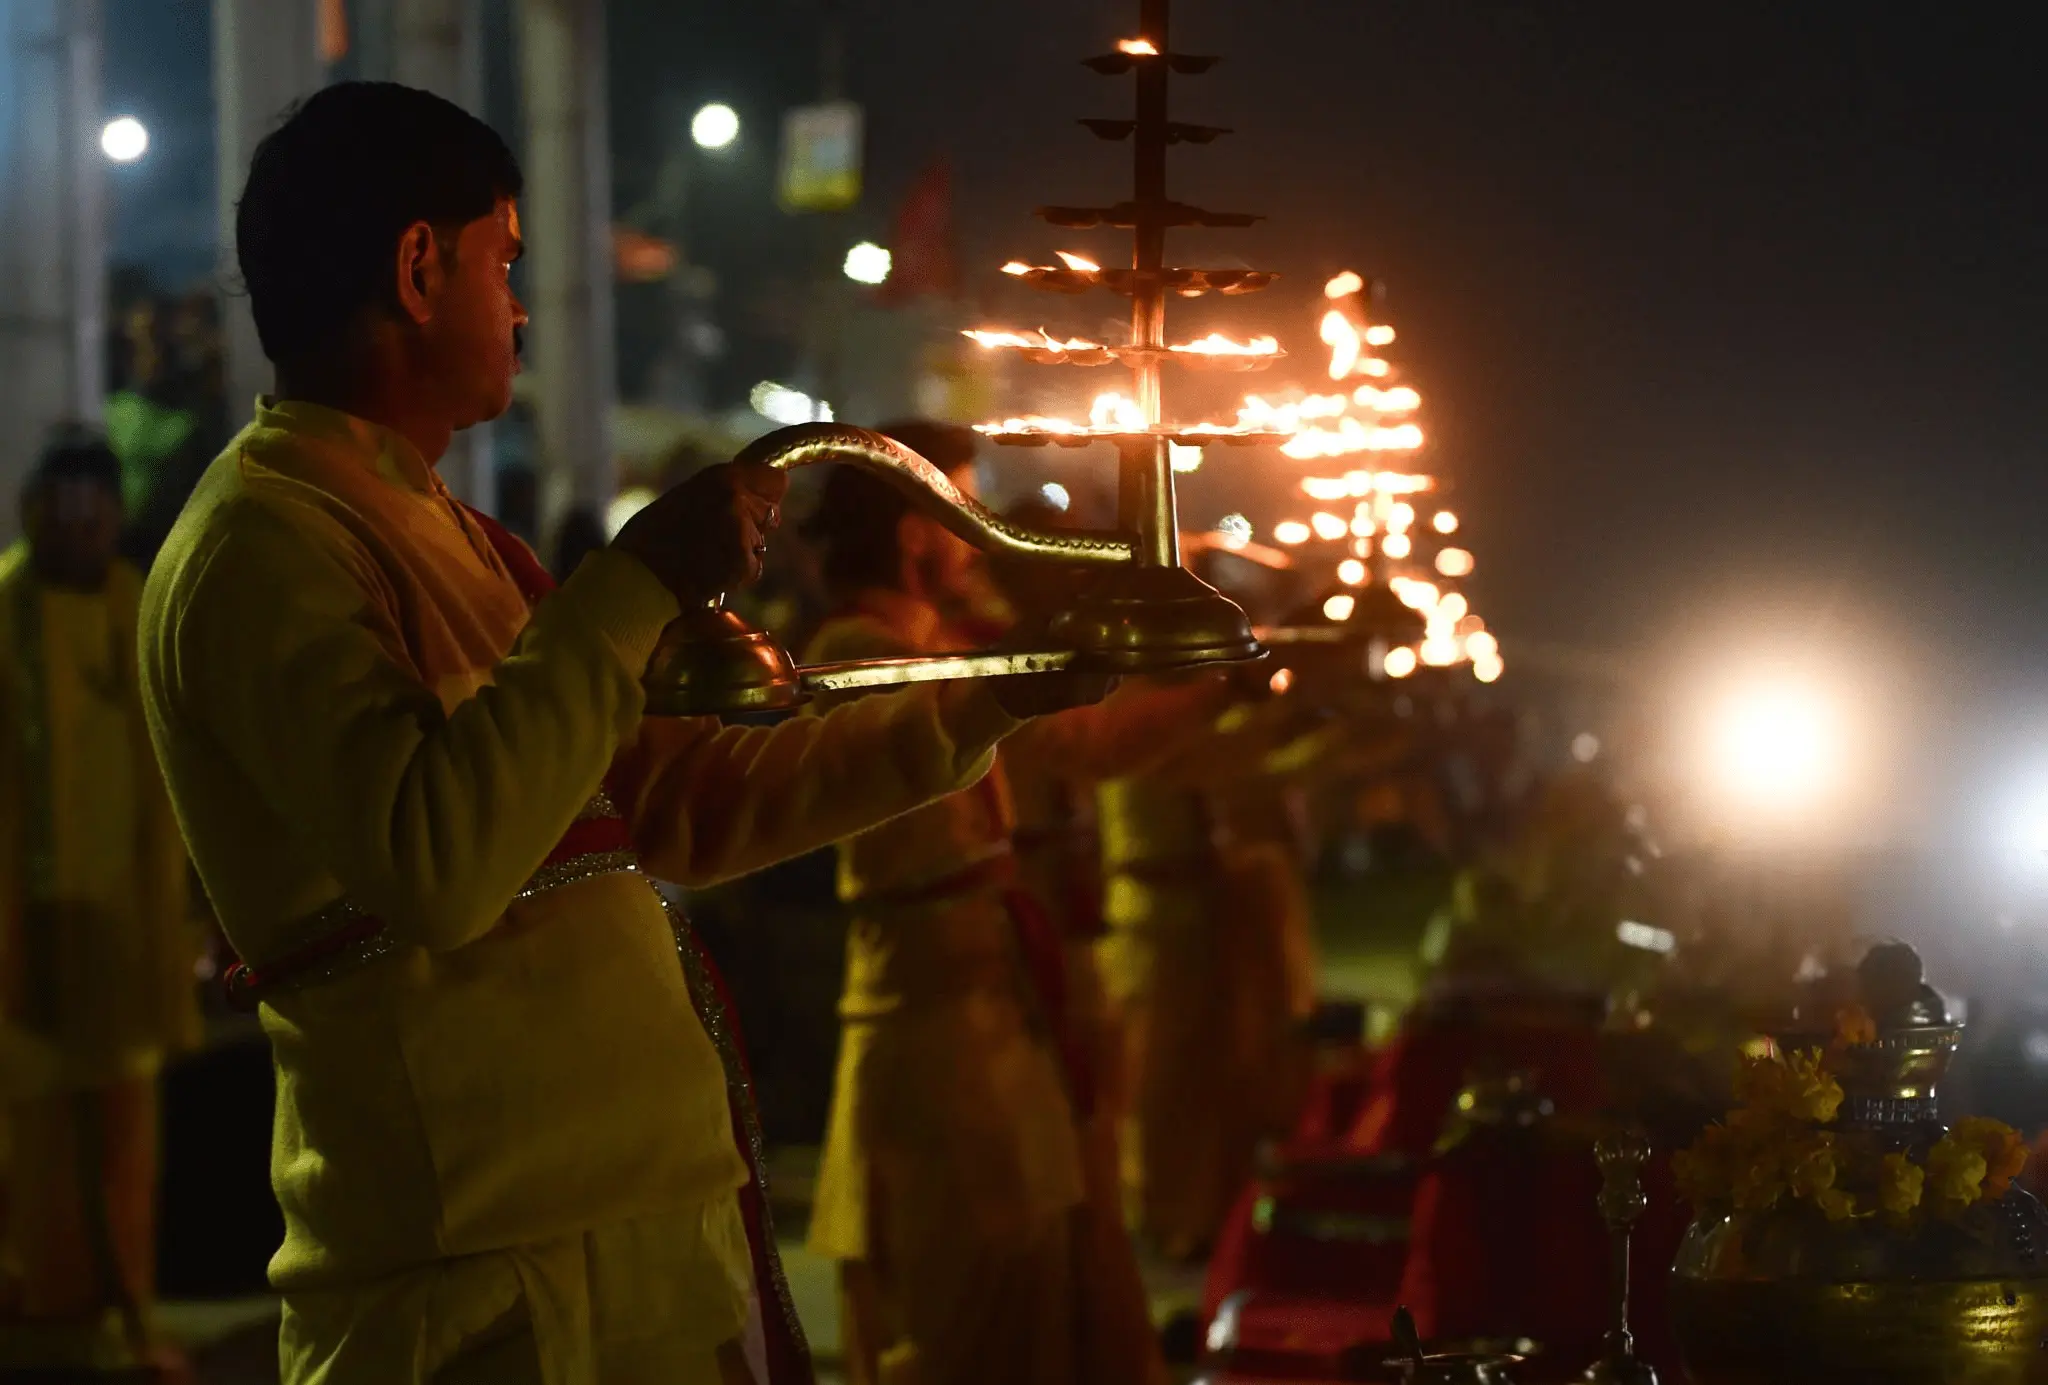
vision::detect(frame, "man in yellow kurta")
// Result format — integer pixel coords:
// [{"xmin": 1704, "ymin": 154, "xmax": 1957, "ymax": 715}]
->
[
  {"xmin": 0, "ymin": 433, "xmax": 200, "ymax": 1372},
  {"xmin": 800, "ymin": 457, "xmax": 1161, "ymax": 1385},
  {"xmin": 138, "ymin": 85, "xmax": 1074, "ymax": 1385}
]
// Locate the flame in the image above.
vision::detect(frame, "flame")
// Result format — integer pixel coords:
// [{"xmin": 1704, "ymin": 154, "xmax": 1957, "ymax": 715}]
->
[
  {"xmin": 1001, "ymin": 261, "xmax": 1032, "ymax": 276},
  {"xmin": 1337, "ymin": 558, "xmax": 1367, "ymax": 586},
  {"xmin": 1117, "ymin": 38, "xmax": 1158, "ymax": 55},
  {"xmin": 1365, "ymin": 324, "xmax": 1396, "ymax": 347},
  {"xmin": 1436, "ymin": 547, "xmax": 1474, "ymax": 577},
  {"xmin": 1361, "ymin": 358, "xmax": 1390, "ymax": 377},
  {"xmin": 1169, "ymin": 333, "xmax": 1281, "ymax": 357},
  {"xmin": 1388, "ymin": 501, "xmax": 1416, "ymax": 533},
  {"xmin": 1056, "ymin": 250, "xmax": 1101, "ymax": 272},
  {"xmin": 1321, "ymin": 309, "xmax": 1361, "ymax": 381},
  {"xmin": 1269, "ymin": 667, "xmax": 1295, "ymax": 695},
  {"xmin": 963, "ymin": 327, "xmax": 1107, "ymax": 355},
  {"xmin": 1350, "ymin": 509, "xmax": 1374, "ymax": 537},
  {"xmin": 1090, "ymin": 391, "xmax": 1147, "ymax": 430},
  {"xmin": 1274, "ymin": 520, "xmax": 1311, "ymax": 545},
  {"xmin": 1325, "ymin": 270, "xmax": 1364, "ymax": 299},
  {"xmin": 1382, "ymin": 532, "xmax": 1412, "ymax": 559},
  {"xmin": 1473, "ymin": 654, "xmax": 1504, "ymax": 683},
  {"xmin": 1466, "ymin": 631, "xmax": 1499, "ymax": 662},
  {"xmin": 1392, "ymin": 577, "xmax": 1439, "ymax": 610},
  {"xmin": 1355, "ymin": 385, "xmax": 1421, "ymax": 413},
  {"xmin": 1432, "ymin": 510, "xmax": 1459, "ymax": 534},
  {"xmin": 1310, "ymin": 511, "xmax": 1349, "ymax": 541},
  {"xmin": 1323, "ymin": 593, "xmax": 1356, "ymax": 622},
  {"xmin": 1384, "ymin": 646, "xmax": 1418, "ymax": 678}
]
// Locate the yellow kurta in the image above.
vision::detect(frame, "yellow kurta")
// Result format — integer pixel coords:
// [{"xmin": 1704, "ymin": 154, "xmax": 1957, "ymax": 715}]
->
[
  {"xmin": 804, "ymin": 589, "xmax": 1089, "ymax": 1385},
  {"xmin": 138, "ymin": 400, "xmax": 1019, "ymax": 1385},
  {"xmin": 1096, "ymin": 701, "xmax": 1327, "ymax": 1255},
  {"xmin": 0, "ymin": 545, "xmax": 197, "ymax": 1370}
]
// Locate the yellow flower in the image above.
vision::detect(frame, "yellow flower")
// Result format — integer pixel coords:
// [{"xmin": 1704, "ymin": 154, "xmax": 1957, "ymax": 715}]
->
[
  {"xmin": 1834, "ymin": 1003, "xmax": 1878, "ymax": 1047},
  {"xmin": 1878, "ymin": 1152, "xmax": 1925, "ymax": 1220},
  {"xmin": 1926, "ymin": 1135, "xmax": 1989, "ymax": 1211},
  {"xmin": 1787, "ymin": 1134, "xmax": 1839, "ymax": 1200},
  {"xmin": 1733, "ymin": 1050, "xmax": 1843, "ymax": 1124},
  {"xmin": 1815, "ymin": 1186, "xmax": 1858, "ymax": 1222},
  {"xmin": 1950, "ymin": 1117, "xmax": 2028, "ymax": 1199},
  {"xmin": 1781, "ymin": 1050, "xmax": 1846, "ymax": 1123},
  {"xmin": 1731, "ymin": 1138, "xmax": 1788, "ymax": 1211}
]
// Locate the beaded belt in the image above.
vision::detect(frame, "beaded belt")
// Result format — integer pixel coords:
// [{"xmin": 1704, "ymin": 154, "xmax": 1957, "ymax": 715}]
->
[{"xmin": 222, "ymin": 790, "xmax": 639, "ymax": 1010}]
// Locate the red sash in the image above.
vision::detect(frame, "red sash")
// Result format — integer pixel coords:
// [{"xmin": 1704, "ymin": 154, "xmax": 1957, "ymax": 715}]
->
[{"xmin": 461, "ymin": 505, "xmax": 816, "ymax": 1385}]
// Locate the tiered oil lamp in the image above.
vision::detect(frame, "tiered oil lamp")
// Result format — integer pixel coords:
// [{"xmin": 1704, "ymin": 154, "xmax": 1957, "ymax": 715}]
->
[{"xmin": 643, "ymin": 0, "xmax": 1284, "ymax": 715}]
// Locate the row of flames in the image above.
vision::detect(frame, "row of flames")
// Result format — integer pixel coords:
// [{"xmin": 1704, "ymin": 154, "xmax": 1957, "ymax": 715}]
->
[
  {"xmin": 1272, "ymin": 271, "xmax": 1501, "ymax": 685},
  {"xmin": 965, "ymin": 264, "xmax": 1501, "ymax": 684}
]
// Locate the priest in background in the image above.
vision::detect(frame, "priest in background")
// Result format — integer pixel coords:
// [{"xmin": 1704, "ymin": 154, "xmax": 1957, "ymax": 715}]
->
[{"xmin": 0, "ymin": 429, "xmax": 202, "ymax": 1374}]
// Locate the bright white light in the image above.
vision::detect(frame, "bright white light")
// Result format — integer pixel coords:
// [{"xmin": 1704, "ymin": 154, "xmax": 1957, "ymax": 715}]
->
[
  {"xmin": 1322, "ymin": 593, "xmax": 1356, "ymax": 622},
  {"xmin": 1384, "ymin": 646, "xmax": 1419, "ymax": 678},
  {"xmin": 690, "ymin": 102, "xmax": 740, "ymax": 150},
  {"xmin": 1702, "ymin": 677, "xmax": 1841, "ymax": 814},
  {"xmin": 1039, "ymin": 481, "xmax": 1071, "ymax": 512},
  {"xmin": 1572, "ymin": 732, "xmax": 1601, "ymax": 764},
  {"xmin": 1617, "ymin": 920, "xmax": 1676, "ymax": 954},
  {"xmin": 1337, "ymin": 558, "xmax": 1367, "ymax": 586},
  {"xmin": 1170, "ymin": 442, "xmax": 1204, "ymax": 473},
  {"xmin": 1214, "ymin": 513, "xmax": 1251, "ymax": 548},
  {"xmin": 101, "ymin": 116, "xmax": 148, "ymax": 163},
  {"xmin": 606, "ymin": 487, "xmax": 657, "ymax": 539},
  {"xmin": 1273, "ymin": 520, "xmax": 1311, "ymax": 545},
  {"xmin": 843, "ymin": 242, "xmax": 892, "ymax": 285},
  {"xmin": 749, "ymin": 380, "xmax": 833, "ymax": 426}
]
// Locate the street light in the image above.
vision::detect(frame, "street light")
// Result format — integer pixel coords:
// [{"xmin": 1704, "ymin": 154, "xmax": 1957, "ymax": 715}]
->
[
  {"xmin": 690, "ymin": 102, "xmax": 740, "ymax": 151},
  {"xmin": 100, "ymin": 116, "xmax": 148, "ymax": 163},
  {"xmin": 843, "ymin": 241, "xmax": 891, "ymax": 285}
]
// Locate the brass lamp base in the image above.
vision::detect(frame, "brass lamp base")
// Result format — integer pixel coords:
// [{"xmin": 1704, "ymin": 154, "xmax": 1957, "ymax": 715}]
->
[
  {"xmin": 641, "ymin": 604, "xmax": 806, "ymax": 716},
  {"xmin": 639, "ymin": 568, "xmax": 1264, "ymax": 717},
  {"xmin": 1048, "ymin": 564, "xmax": 1265, "ymax": 671}
]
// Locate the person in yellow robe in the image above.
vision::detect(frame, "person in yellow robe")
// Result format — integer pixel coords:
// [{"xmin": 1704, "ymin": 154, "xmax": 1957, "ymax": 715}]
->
[
  {"xmin": 0, "ymin": 432, "xmax": 201, "ymax": 1373},
  {"xmin": 1097, "ymin": 692, "xmax": 1356, "ymax": 1258},
  {"xmin": 800, "ymin": 457, "xmax": 1162, "ymax": 1385},
  {"xmin": 138, "ymin": 85, "xmax": 1090, "ymax": 1385}
]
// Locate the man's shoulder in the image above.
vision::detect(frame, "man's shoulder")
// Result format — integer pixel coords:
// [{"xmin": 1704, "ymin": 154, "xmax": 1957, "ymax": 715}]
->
[{"xmin": 143, "ymin": 436, "xmax": 367, "ymax": 626}]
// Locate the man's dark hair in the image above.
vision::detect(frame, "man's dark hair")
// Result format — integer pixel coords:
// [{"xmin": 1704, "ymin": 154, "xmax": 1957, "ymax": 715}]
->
[
  {"xmin": 802, "ymin": 420, "xmax": 979, "ymax": 590},
  {"xmin": 874, "ymin": 419, "xmax": 979, "ymax": 475},
  {"xmin": 235, "ymin": 82, "xmax": 522, "ymax": 369},
  {"xmin": 803, "ymin": 466, "xmax": 912, "ymax": 592},
  {"xmin": 27, "ymin": 425, "xmax": 123, "ymax": 503}
]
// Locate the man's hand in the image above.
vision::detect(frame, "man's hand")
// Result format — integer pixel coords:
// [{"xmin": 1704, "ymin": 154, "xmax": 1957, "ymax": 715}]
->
[
  {"xmin": 987, "ymin": 670, "xmax": 1118, "ymax": 720},
  {"xmin": 611, "ymin": 461, "xmax": 788, "ymax": 605}
]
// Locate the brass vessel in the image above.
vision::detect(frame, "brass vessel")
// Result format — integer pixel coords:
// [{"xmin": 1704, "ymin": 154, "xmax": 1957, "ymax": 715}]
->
[{"xmin": 1670, "ymin": 943, "xmax": 2048, "ymax": 1384}]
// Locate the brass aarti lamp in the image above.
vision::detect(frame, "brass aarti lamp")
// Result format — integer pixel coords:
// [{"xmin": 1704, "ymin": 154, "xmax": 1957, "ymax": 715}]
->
[{"xmin": 643, "ymin": 0, "xmax": 1285, "ymax": 716}]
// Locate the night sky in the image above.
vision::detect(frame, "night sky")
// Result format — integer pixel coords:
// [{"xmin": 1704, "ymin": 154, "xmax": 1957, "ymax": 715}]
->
[{"xmin": 106, "ymin": 3, "xmax": 2048, "ymax": 687}]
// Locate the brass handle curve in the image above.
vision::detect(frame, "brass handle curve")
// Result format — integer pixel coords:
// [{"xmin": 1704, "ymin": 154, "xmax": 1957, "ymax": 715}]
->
[{"xmin": 735, "ymin": 422, "xmax": 1136, "ymax": 568}]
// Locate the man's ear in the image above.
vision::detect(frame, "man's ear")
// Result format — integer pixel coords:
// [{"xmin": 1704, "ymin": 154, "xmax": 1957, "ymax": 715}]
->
[{"xmin": 393, "ymin": 221, "xmax": 444, "ymax": 325}]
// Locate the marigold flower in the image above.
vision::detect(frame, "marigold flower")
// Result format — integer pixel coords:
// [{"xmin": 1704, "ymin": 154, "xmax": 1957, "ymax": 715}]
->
[
  {"xmin": 1878, "ymin": 1151, "xmax": 1925, "ymax": 1220},
  {"xmin": 1833, "ymin": 1003, "xmax": 1878, "ymax": 1047},
  {"xmin": 1926, "ymin": 1135, "xmax": 1989, "ymax": 1211}
]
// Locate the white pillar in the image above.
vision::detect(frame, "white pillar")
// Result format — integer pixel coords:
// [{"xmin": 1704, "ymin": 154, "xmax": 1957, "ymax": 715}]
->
[
  {"xmin": 213, "ymin": 0, "xmax": 325, "ymax": 427},
  {"xmin": 365, "ymin": 0, "xmax": 498, "ymax": 515},
  {"xmin": 0, "ymin": 0, "xmax": 106, "ymax": 536},
  {"xmin": 517, "ymin": 0, "xmax": 616, "ymax": 551}
]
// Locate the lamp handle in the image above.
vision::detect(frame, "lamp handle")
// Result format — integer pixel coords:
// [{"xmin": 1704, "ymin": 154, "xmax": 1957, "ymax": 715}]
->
[{"xmin": 737, "ymin": 423, "xmax": 1137, "ymax": 569}]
